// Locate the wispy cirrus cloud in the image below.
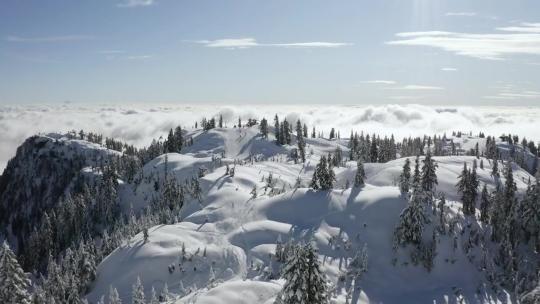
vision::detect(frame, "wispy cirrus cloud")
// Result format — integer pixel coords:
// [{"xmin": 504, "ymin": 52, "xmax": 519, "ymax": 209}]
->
[
  {"xmin": 390, "ymin": 85, "xmax": 445, "ymax": 91},
  {"xmin": 386, "ymin": 22, "xmax": 540, "ymax": 60},
  {"xmin": 359, "ymin": 81, "xmax": 444, "ymax": 91},
  {"xmin": 6, "ymin": 35, "xmax": 94, "ymax": 43},
  {"xmin": 191, "ymin": 38, "xmax": 352, "ymax": 49},
  {"xmin": 445, "ymin": 12, "xmax": 477, "ymax": 17},
  {"xmin": 484, "ymin": 85, "xmax": 540, "ymax": 100},
  {"xmin": 117, "ymin": 0, "xmax": 155, "ymax": 7},
  {"xmin": 126, "ymin": 55, "xmax": 153, "ymax": 60},
  {"xmin": 359, "ymin": 80, "xmax": 396, "ymax": 85},
  {"xmin": 441, "ymin": 67, "xmax": 458, "ymax": 72}
]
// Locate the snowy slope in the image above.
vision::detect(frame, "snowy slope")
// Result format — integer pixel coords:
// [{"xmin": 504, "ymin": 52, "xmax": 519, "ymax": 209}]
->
[{"xmin": 86, "ymin": 126, "xmax": 535, "ymax": 304}]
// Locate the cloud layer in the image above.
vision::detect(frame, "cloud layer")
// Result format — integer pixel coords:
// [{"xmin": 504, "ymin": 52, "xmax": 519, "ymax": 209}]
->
[
  {"xmin": 387, "ymin": 22, "xmax": 540, "ymax": 60},
  {"xmin": 1, "ymin": 104, "xmax": 539, "ymax": 171}
]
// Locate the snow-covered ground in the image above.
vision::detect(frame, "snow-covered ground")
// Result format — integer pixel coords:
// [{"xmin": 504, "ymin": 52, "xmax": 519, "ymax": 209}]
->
[{"xmin": 83, "ymin": 126, "xmax": 535, "ymax": 304}]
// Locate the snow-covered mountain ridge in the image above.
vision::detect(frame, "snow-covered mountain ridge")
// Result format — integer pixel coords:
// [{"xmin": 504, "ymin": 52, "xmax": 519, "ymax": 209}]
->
[{"xmin": 1, "ymin": 125, "xmax": 539, "ymax": 304}]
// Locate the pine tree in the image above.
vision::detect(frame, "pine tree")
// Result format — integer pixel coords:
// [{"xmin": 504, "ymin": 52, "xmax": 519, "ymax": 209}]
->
[
  {"xmin": 480, "ymin": 184, "xmax": 491, "ymax": 223},
  {"xmin": 260, "ymin": 118, "xmax": 269, "ymax": 139},
  {"xmin": 160, "ymin": 283, "xmax": 169, "ymax": 302},
  {"xmin": 491, "ymin": 158, "xmax": 500, "ymax": 178},
  {"xmin": 354, "ymin": 160, "xmax": 365, "ymax": 187},
  {"xmin": 311, "ymin": 156, "xmax": 334, "ymax": 190},
  {"xmin": 149, "ymin": 287, "xmax": 159, "ymax": 304},
  {"xmin": 274, "ymin": 115, "xmax": 280, "ymax": 145},
  {"xmin": 166, "ymin": 128, "xmax": 176, "ymax": 153},
  {"xmin": 420, "ymin": 152, "xmax": 438, "ymax": 200},
  {"xmin": 250, "ymin": 185, "xmax": 257, "ymax": 199},
  {"xmin": 399, "ymin": 158, "xmax": 411, "ymax": 194},
  {"xmin": 0, "ymin": 241, "xmax": 31, "ymax": 304},
  {"xmin": 174, "ymin": 126, "xmax": 183, "ymax": 152},
  {"xmin": 132, "ymin": 276, "xmax": 145, "ymax": 304},
  {"xmin": 437, "ymin": 194, "xmax": 446, "ymax": 233},
  {"xmin": 347, "ymin": 243, "xmax": 368, "ymax": 278},
  {"xmin": 521, "ymin": 171, "xmax": 540, "ymax": 250},
  {"xmin": 296, "ymin": 120, "xmax": 306, "ymax": 163},
  {"xmin": 369, "ymin": 140, "xmax": 378, "ymax": 163},
  {"xmin": 394, "ymin": 188, "xmax": 426, "ymax": 247},
  {"xmin": 108, "ymin": 286, "xmax": 121, "ymax": 304},
  {"xmin": 456, "ymin": 163, "xmax": 475, "ymax": 216},
  {"xmin": 275, "ymin": 243, "xmax": 328, "ymax": 304}
]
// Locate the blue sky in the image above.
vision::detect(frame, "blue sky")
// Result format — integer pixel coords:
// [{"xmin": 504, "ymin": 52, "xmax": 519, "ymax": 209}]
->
[{"xmin": 1, "ymin": 0, "xmax": 539, "ymax": 105}]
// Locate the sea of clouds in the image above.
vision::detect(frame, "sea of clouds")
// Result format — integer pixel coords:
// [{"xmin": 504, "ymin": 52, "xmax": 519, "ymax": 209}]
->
[{"xmin": 1, "ymin": 103, "xmax": 539, "ymax": 171}]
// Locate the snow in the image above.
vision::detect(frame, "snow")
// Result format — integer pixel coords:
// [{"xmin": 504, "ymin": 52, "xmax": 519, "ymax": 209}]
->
[{"xmin": 84, "ymin": 126, "xmax": 535, "ymax": 304}]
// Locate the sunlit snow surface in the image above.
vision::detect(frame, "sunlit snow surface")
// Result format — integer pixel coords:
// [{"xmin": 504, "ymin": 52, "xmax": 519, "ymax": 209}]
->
[{"xmin": 82, "ymin": 127, "xmax": 534, "ymax": 304}]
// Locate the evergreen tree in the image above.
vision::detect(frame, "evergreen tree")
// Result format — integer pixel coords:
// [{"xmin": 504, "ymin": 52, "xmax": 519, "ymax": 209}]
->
[
  {"xmin": 108, "ymin": 286, "xmax": 121, "ymax": 304},
  {"xmin": 456, "ymin": 163, "xmax": 475, "ymax": 216},
  {"xmin": 354, "ymin": 160, "xmax": 365, "ymax": 187},
  {"xmin": 394, "ymin": 186, "xmax": 426, "ymax": 247},
  {"xmin": 521, "ymin": 171, "xmax": 540, "ymax": 248},
  {"xmin": 479, "ymin": 184, "xmax": 491, "ymax": 223},
  {"xmin": 275, "ymin": 243, "xmax": 328, "ymax": 304},
  {"xmin": 174, "ymin": 126, "xmax": 183, "ymax": 152},
  {"xmin": 149, "ymin": 287, "xmax": 159, "ymax": 304},
  {"xmin": 491, "ymin": 158, "xmax": 500, "ymax": 179},
  {"xmin": 274, "ymin": 115, "xmax": 280, "ymax": 145},
  {"xmin": 347, "ymin": 243, "xmax": 368, "ymax": 278},
  {"xmin": 160, "ymin": 283, "xmax": 169, "ymax": 302},
  {"xmin": 260, "ymin": 118, "xmax": 269, "ymax": 139},
  {"xmin": 310, "ymin": 156, "xmax": 334, "ymax": 190},
  {"xmin": 166, "ymin": 128, "xmax": 176, "ymax": 153},
  {"xmin": 369, "ymin": 140, "xmax": 378, "ymax": 163},
  {"xmin": 399, "ymin": 158, "xmax": 411, "ymax": 195},
  {"xmin": 503, "ymin": 161, "xmax": 517, "ymax": 202},
  {"xmin": 296, "ymin": 120, "xmax": 306, "ymax": 163},
  {"xmin": 132, "ymin": 276, "xmax": 145, "ymax": 304},
  {"xmin": 0, "ymin": 241, "xmax": 31, "ymax": 304},
  {"xmin": 420, "ymin": 152, "xmax": 438, "ymax": 200}
]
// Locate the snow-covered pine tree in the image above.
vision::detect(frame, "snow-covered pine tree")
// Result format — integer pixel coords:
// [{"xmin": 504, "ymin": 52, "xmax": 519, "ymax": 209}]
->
[
  {"xmin": 109, "ymin": 285, "xmax": 121, "ymax": 304},
  {"xmin": 149, "ymin": 286, "xmax": 159, "ymax": 304},
  {"xmin": 420, "ymin": 152, "xmax": 438, "ymax": 201},
  {"xmin": 0, "ymin": 241, "xmax": 31, "ymax": 304},
  {"xmin": 394, "ymin": 166, "xmax": 426, "ymax": 248},
  {"xmin": 521, "ymin": 170, "xmax": 540, "ymax": 249},
  {"xmin": 275, "ymin": 242, "xmax": 328, "ymax": 304},
  {"xmin": 166, "ymin": 128, "xmax": 175, "ymax": 152},
  {"xmin": 354, "ymin": 160, "xmax": 365, "ymax": 187},
  {"xmin": 347, "ymin": 243, "xmax": 368, "ymax": 279},
  {"xmin": 437, "ymin": 194, "xmax": 446, "ymax": 233},
  {"xmin": 311, "ymin": 156, "xmax": 333, "ymax": 190},
  {"xmin": 399, "ymin": 158, "xmax": 411, "ymax": 195},
  {"xmin": 296, "ymin": 120, "xmax": 306, "ymax": 163},
  {"xmin": 480, "ymin": 184, "xmax": 491, "ymax": 223},
  {"xmin": 260, "ymin": 118, "xmax": 269, "ymax": 139},
  {"xmin": 491, "ymin": 158, "xmax": 500, "ymax": 179},
  {"xmin": 274, "ymin": 115, "xmax": 280, "ymax": 145},
  {"xmin": 456, "ymin": 162, "xmax": 474, "ymax": 216},
  {"xmin": 160, "ymin": 283, "xmax": 169, "ymax": 302},
  {"xmin": 250, "ymin": 185, "xmax": 257, "ymax": 198},
  {"xmin": 132, "ymin": 276, "xmax": 145, "ymax": 304}
]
